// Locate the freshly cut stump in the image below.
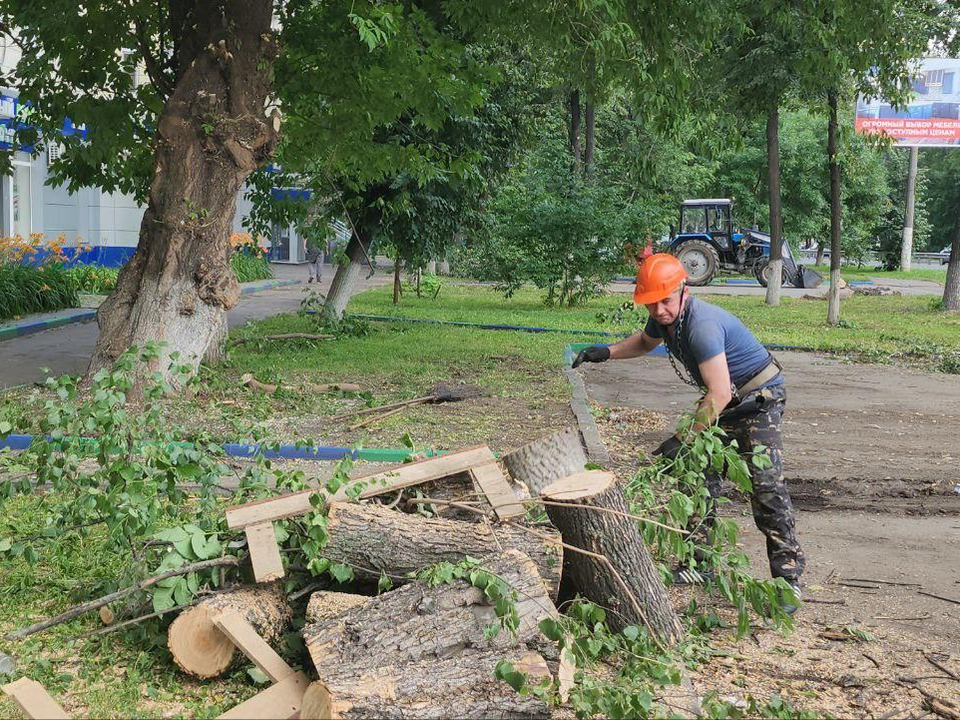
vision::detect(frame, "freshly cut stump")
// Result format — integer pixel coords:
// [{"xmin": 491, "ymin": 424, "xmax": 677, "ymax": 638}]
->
[
  {"xmin": 304, "ymin": 591, "xmax": 370, "ymax": 625},
  {"xmin": 323, "ymin": 501, "xmax": 563, "ymax": 598},
  {"xmin": 300, "ymin": 649, "xmax": 551, "ymax": 720},
  {"xmin": 302, "ymin": 549, "xmax": 557, "ymax": 673},
  {"xmin": 502, "ymin": 427, "xmax": 588, "ymax": 495},
  {"xmin": 540, "ymin": 470, "xmax": 683, "ymax": 644},
  {"xmin": 168, "ymin": 583, "xmax": 292, "ymax": 678}
]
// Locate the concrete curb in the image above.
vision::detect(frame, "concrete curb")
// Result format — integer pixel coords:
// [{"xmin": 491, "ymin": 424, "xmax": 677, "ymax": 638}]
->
[{"xmin": 0, "ymin": 278, "xmax": 300, "ymax": 344}]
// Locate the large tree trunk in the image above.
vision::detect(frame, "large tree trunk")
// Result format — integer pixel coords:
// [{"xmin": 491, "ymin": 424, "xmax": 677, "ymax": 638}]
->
[
  {"xmin": 501, "ymin": 427, "xmax": 588, "ymax": 496},
  {"xmin": 827, "ymin": 90, "xmax": 843, "ymax": 327},
  {"xmin": 943, "ymin": 181, "xmax": 960, "ymax": 311},
  {"xmin": 302, "ymin": 549, "xmax": 556, "ymax": 674},
  {"xmin": 322, "ymin": 501, "xmax": 563, "ymax": 598},
  {"xmin": 900, "ymin": 146, "xmax": 919, "ymax": 272},
  {"xmin": 764, "ymin": 105, "xmax": 784, "ymax": 307},
  {"xmin": 815, "ymin": 241, "xmax": 825, "ymax": 266},
  {"xmin": 300, "ymin": 649, "xmax": 551, "ymax": 720},
  {"xmin": 568, "ymin": 90, "xmax": 582, "ymax": 165},
  {"xmin": 323, "ymin": 216, "xmax": 377, "ymax": 320},
  {"xmin": 305, "ymin": 591, "xmax": 369, "ymax": 625},
  {"xmin": 88, "ymin": 1, "xmax": 278, "ymax": 384},
  {"xmin": 584, "ymin": 100, "xmax": 595, "ymax": 176},
  {"xmin": 539, "ymin": 471, "xmax": 684, "ymax": 645},
  {"xmin": 168, "ymin": 583, "xmax": 292, "ymax": 678}
]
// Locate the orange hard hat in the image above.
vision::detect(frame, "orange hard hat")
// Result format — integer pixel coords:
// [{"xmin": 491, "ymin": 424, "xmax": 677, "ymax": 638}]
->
[{"xmin": 634, "ymin": 253, "xmax": 687, "ymax": 305}]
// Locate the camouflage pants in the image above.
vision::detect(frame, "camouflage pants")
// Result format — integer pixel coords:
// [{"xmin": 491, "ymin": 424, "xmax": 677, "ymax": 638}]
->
[{"xmin": 704, "ymin": 384, "xmax": 805, "ymax": 582}]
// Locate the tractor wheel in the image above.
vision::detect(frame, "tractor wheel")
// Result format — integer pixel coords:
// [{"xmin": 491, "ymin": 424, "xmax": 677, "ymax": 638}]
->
[
  {"xmin": 754, "ymin": 258, "xmax": 791, "ymax": 288},
  {"xmin": 674, "ymin": 240, "xmax": 719, "ymax": 286}
]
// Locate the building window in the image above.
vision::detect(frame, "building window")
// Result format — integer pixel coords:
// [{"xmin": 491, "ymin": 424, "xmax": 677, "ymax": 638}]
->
[
  {"xmin": 926, "ymin": 69, "xmax": 944, "ymax": 88},
  {"xmin": 12, "ymin": 162, "xmax": 31, "ymax": 237}
]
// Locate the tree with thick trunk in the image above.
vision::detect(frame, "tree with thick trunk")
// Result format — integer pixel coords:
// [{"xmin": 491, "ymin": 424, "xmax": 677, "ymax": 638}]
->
[
  {"xmin": 764, "ymin": 105, "xmax": 784, "ymax": 307},
  {"xmin": 584, "ymin": 99, "xmax": 596, "ymax": 176},
  {"xmin": 568, "ymin": 90, "xmax": 582, "ymax": 165},
  {"xmin": 88, "ymin": 1, "xmax": 279, "ymax": 383},
  {"xmin": 900, "ymin": 146, "xmax": 919, "ymax": 272},
  {"xmin": 943, "ymin": 182, "xmax": 960, "ymax": 312},
  {"xmin": 826, "ymin": 90, "xmax": 843, "ymax": 326}
]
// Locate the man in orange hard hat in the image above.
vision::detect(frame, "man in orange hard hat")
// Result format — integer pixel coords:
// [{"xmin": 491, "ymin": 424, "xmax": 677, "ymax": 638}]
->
[{"xmin": 573, "ymin": 253, "xmax": 804, "ymax": 612}]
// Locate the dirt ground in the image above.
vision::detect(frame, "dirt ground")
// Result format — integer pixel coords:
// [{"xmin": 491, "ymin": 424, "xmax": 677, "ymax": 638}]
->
[{"xmin": 586, "ymin": 351, "xmax": 960, "ymax": 718}]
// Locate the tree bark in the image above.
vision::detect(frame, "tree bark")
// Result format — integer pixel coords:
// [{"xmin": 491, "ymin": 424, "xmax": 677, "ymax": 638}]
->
[
  {"xmin": 501, "ymin": 427, "xmax": 588, "ymax": 496},
  {"xmin": 168, "ymin": 582, "xmax": 292, "ymax": 678},
  {"xmin": 584, "ymin": 100, "xmax": 595, "ymax": 176},
  {"xmin": 392, "ymin": 255, "xmax": 402, "ymax": 305},
  {"xmin": 827, "ymin": 90, "xmax": 843, "ymax": 327},
  {"xmin": 943, "ymin": 181, "xmax": 960, "ymax": 311},
  {"xmin": 304, "ymin": 591, "xmax": 369, "ymax": 625},
  {"xmin": 322, "ymin": 501, "xmax": 562, "ymax": 598},
  {"xmin": 901, "ymin": 145, "xmax": 919, "ymax": 272},
  {"xmin": 88, "ymin": 1, "xmax": 278, "ymax": 385},
  {"xmin": 568, "ymin": 90, "xmax": 582, "ymax": 165},
  {"xmin": 765, "ymin": 105, "xmax": 784, "ymax": 307},
  {"xmin": 539, "ymin": 471, "xmax": 683, "ymax": 645},
  {"xmin": 815, "ymin": 241, "xmax": 825, "ymax": 266},
  {"xmin": 301, "ymin": 549, "xmax": 557, "ymax": 674},
  {"xmin": 323, "ymin": 214, "xmax": 377, "ymax": 320},
  {"xmin": 300, "ymin": 649, "xmax": 551, "ymax": 720}
]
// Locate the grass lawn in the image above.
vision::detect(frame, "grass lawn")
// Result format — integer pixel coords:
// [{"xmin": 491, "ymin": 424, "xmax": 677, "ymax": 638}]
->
[
  {"xmin": 349, "ymin": 283, "xmax": 960, "ymax": 372},
  {"xmin": 810, "ymin": 264, "xmax": 947, "ymax": 284}
]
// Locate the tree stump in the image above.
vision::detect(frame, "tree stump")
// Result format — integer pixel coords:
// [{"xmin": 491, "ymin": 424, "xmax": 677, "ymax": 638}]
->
[
  {"xmin": 323, "ymin": 502, "xmax": 562, "ymax": 598},
  {"xmin": 168, "ymin": 583, "xmax": 292, "ymax": 678},
  {"xmin": 539, "ymin": 471, "xmax": 683, "ymax": 644},
  {"xmin": 304, "ymin": 591, "xmax": 370, "ymax": 625},
  {"xmin": 302, "ymin": 549, "xmax": 557, "ymax": 674},
  {"xmin": 300, "ymin": 649, "xmax": 551, "ymax": 720},
  {"xmin": 502, "ymin": 427, "xmax": 588, "ymax": 495}
]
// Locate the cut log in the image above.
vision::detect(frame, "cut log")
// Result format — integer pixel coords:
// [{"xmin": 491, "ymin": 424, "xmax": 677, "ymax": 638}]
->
[
  {"xmin": 322, "ymin": 501, "xmax": 562, "ymax": 598},
  {"xmin": 502, "ymin": 427, "xmax": 588, "ymax": 495},
  {"xmin": 302, "ymin": 549, "xmax": 557, "ymax": 673},
  {"xmin": 300, "ymin": 649, "xmax": 550, "ymax": 720},
  {"xmin": 213, "ymin": 610, "xmax": 294, "ymax": 683},
  {"xmin": 539, "ymin": 470, "xmax": 683, "ymax": 645},
  {"xmin": 168, "ymin": 583, "xmax": 293, "ymax": 679},
  {"xmin": 304, "ymin": 591, "xmax": 370, "ymax": 625},
  {"xmin": 402, "ymin": 471, "xmax": 483, "ymax": 521},
  {"xmin": 225, "ymin": 445, "xmax": 496, "ymax": 529}
]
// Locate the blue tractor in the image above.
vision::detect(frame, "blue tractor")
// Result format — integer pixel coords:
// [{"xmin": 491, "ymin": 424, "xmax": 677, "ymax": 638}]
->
[{"xmin": 668, "ymin": 198, "xmax": 822, "ymax": 288}]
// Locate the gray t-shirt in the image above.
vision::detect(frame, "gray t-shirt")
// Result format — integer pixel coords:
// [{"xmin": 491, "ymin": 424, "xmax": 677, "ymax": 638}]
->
[{"xmin": 644, "ymin": 297, "xmax": 781, "ymax": 390}]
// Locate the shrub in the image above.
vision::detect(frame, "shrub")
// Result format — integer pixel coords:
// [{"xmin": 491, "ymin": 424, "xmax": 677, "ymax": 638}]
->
[
  {"xmin": 64, "ymin": 264, "xmax": 119, "ymax": 294},
  {"xmin": 0, "ymin": 263, "xmax": 79, "ymax": 320},
  {"xmin": 230, "ymin": 232, "xmax": 273, "ymax": 283}
]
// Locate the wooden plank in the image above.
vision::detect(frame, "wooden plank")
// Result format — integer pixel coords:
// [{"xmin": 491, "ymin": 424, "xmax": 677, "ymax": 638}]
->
[
  {"xmin": 225, "ymin": 445, "xmax": 495, "ymax": 529},
  {"xmin": 218, "ymin": 671, "xmax": 310, "ymax": 719},
  {"xmin": 213, "ymin": 610, "xmax": 294, "ymax": 683},
  {"xmin": 469, "ymin": 462, "xmax": 525, "ymax": 519},
  {"xmin": 246, "ymin": 522, "xmax": 285, "ymax": 582},
  {"xmin": 2, "ymin": 678, "xmax": 70, "ymax": 719}
]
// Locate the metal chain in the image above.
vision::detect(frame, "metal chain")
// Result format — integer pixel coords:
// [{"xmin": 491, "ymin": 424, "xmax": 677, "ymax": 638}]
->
[{"xmin": 663, "ymin": 299, "xmax": 703, "ymax": 390}]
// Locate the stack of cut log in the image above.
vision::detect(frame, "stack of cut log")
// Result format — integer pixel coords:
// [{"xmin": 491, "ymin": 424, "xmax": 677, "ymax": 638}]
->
[{"xmin": 164, "ymin": 428, "xmax": 682, "ymax": 719}]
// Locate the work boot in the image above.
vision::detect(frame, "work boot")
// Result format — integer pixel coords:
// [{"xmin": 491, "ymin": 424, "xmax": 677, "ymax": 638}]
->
[
  {"xmin": 671, "ymin": 565, "xmax": 715, "ymax": 586},
  {"xmin": 780, "ymin": 581, "xmax": 802, "ymax": 615}
]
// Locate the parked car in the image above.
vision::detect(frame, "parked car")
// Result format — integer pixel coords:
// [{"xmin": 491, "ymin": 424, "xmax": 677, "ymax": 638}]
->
[{"xmin": 940, "ymin": 246, "xmax": 953, "ymax": 265}]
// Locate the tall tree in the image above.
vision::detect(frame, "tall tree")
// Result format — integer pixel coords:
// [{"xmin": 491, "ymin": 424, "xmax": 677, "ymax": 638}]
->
[{"xmin": 0, "ymin": 1, "xmax": 279, "ymax": 383}]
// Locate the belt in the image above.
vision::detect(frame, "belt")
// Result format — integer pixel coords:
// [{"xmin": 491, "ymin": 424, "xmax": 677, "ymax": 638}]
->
[{"xmin": 736, "ymin": 358, "xmax": 782, "ymax": 397}]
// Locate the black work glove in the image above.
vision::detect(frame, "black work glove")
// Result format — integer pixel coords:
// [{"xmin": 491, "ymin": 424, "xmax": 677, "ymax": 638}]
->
[
  {"xmin": 572, "ymin": 345, "xmax": 611, "ymax": 369},
  {"xmin": 652, "ymin": 435, "xmax": 683, "ymax": 460}
]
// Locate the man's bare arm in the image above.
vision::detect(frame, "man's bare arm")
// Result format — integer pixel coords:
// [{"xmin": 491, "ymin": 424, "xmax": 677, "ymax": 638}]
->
[
  {"xmin": 690, "ymin": 353, "xmax": 733, "ymax": 433},
  {"xmin": 608, "ymin": 332, "xmax": 662, "ymax": 360}
]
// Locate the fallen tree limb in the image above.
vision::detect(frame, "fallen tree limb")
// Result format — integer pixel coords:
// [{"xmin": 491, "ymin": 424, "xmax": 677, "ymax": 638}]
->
[
  {"xmin": 302, "ymin": 549, "xmax": 557, "ymax": 674},
  {"xmin": 918, "ymin": 590, "xmax": 960, "ymax": 607},
  {"xmin": 301, "ymin": 649, "xmax": 551, "ymax": 720},
  {"xmin": 241, "ymin": 373, "xmax": 360, "ymax": 395},
  {"xmin": 323, "ymin": 501, "xmax": 562, "ymax": 598},
  {"xmin": 347, "ymin": 405, "xmax": 408, "ymax": 430},
  {"xmin": 5, "ymin": 556, "xmax": 240, "ymax": 641}
]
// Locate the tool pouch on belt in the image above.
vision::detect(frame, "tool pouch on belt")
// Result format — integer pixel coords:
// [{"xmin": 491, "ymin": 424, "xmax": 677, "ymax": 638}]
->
[{"xmin": 720, "ymin": 354, "xmax": 783, "ymax": 423}]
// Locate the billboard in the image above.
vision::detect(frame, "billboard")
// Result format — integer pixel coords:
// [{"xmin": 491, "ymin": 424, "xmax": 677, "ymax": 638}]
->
[{"xmin": 856, "ymin": 58, "xmax": 960, "ymax": 147}]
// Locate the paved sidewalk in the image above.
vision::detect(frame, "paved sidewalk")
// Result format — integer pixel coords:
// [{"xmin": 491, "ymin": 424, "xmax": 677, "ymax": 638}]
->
[{"xmin": 0, "ymin": 263, "xmax": 390, "ymax": 389}]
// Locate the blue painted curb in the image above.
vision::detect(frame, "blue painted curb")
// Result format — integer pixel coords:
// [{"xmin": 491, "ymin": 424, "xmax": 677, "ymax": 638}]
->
[
  {"xmin": 0, "ymin": 278, "xmax": 298, "ymax": 344},
  {"xmin": 0, "ymin": 433, "xmax": 436, "ymax": 463}
]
